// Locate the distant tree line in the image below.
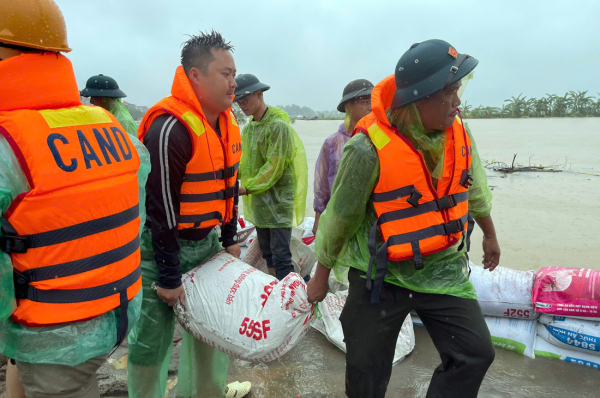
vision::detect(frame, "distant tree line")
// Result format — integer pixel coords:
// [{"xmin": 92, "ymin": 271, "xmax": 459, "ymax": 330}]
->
[{"xmin": 462, "ymin": 90, "xmax": 600, "ymax": 119}]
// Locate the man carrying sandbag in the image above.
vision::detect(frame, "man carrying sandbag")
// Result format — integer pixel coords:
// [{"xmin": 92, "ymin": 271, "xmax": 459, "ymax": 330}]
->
[
  {"xmin": 0, "ymin": 1, "xmax": 150, "ymax": 397},
  {"xmin": 308, "ymin": 40, "xmax": 501, "ymax": 398},
  {"xmin": 234, "ymin": 74, "xmax": 308, "ymax": 280},
  {"xmin": 131, "ymin": 31, "xmax": 250, "ymax": 398}
]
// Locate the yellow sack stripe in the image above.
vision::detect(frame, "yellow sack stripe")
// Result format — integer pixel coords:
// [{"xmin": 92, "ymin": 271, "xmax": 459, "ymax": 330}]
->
[
  {"xmin": 182, "ymin": 111, "xmax": 206, "ymax": 137},
  {"xmin": 39, "ymin": 106, "xmax": 112, "ymax": 129},
  {"xmin": 368, "ymin": 123, "xmax": 391, "ymax": 150}
]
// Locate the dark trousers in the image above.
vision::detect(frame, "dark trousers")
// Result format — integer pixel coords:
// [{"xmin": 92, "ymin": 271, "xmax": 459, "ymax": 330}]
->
[
  {"xmin": 255, "ymin": 227, "xmax": 294, "ymax": 280},
  {"xmin": 340, "ymin": 268, "xmax": 495, "ymax": 398}
]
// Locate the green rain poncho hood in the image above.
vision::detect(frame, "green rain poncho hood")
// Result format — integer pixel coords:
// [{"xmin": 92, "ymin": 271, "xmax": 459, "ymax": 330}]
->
[
  {"xmin": 99, "ymin": 97, "xmax": 138, "ymax": 136},
  {"xmin": 239, "ymin": 106, "xmax": 308, "ymax": 228}
]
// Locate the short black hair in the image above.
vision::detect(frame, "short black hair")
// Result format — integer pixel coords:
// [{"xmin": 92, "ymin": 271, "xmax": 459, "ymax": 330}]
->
[{"xmin": 181, "ymin": 30, "xmax": 234, "ymax": 75}]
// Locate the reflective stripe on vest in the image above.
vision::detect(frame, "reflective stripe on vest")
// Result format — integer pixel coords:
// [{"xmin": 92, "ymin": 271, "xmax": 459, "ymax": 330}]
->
[
  {"xmin": 0, "ymin": 101, "xmax": 141, "ymax": 329},
  {"xmin": 139, "ymin": 66, "xmax": 242, "ymax": 230}
]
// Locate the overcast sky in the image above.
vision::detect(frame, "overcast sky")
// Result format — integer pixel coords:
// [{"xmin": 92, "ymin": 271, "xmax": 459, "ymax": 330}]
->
[{"xmin": 57, "ymin": 0, "xmax": 600, "ymax": 111}]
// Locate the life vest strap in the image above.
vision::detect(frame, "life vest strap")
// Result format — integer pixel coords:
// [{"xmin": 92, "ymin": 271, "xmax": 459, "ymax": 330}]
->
[
  {"xmin": 16, "ymin": 235, "xmax": 140, "ymax": 283},
  {"xmin": 180, "ymin": 185, "xmax": 239, "ymax": 203},
  {"xmin": 0, "ymin": 204, "xmax": 140, "ymax": 253},
  {"xmin": 14, "ymin": 265, "xmax": 140, "ymax": 304},
  {"xmin": 179, "ymin": 211, "xmax": 223, "ymax": 225},
  {"xmin": 366, "ymin": 213, "xmax": 468, "ymax": 304},
  {"xmin": 370, "ymin": 185, "xmax": 414, "ymax": 203},
  {"xmin": 184, "ymin": 162, "xmax": 240, "ymax": 182},
  {"xmin": 387, "ymin": 214, "xmax": 468, "ymax": 247},
  {"xmin": 377, "ymin": 192, "xmax": 468, "ymax": 226}
]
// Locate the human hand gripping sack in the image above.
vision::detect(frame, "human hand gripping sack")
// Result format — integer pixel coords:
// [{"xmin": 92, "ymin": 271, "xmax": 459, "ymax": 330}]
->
[
  {"xmin": 225, "ymin": 243, "xmax": 242, "ymax": 258},
  {"xmin": 156, "ymin": 285, "xmax": 186, "ymax": 307},
  {"xmin": 307, "ymin": 262, "xmax": 331, "ymax": 303}
]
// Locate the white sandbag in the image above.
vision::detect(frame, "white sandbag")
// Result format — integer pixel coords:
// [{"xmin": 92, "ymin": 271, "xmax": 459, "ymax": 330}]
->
[
  {"xmin": 241, "ymin": 237, "xmax": 269, "ymax": 274},
  {"xmin": 240, "ymin": 232, "xmax": 315, "ymax": 277},
  {"xmin": 534, "ymin": 337, "xmax": 600, "ymax": 370},
  {"xmin": 297, "ymin": 217, "xmax": 315, "ymax": 238},
  {"xmin": 469, "ymin": 262, "xmax": 538, "ymax": 319},
  {"xmin": 174, "ymin": 251, "xmax": 314, "ymax": 362},
  {"xmin": 537, "ymin": 315, "xmax": 600, "ymax": 355},
  {"xmin": 485, "ymin": 316, "xmax": 537, "ymax": 358},
  {"xmin": 290, "ymin": 235, "xmax": 316, "ymax": 277},
  {"xmin": 309, "ymin": 263, "xmax": 349, "ymax": 293},
  {"xmin": 314, "ymin": 290, "xmax": 415, "ymax": 365}
]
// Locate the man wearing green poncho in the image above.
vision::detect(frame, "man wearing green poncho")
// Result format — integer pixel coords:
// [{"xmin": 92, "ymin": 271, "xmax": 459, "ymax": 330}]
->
[
  {"xmin": 235, "ymin": 74, "xmax": 308, "ymax": 280},
  {"xmin": 308, "ymin": 40, "xmax": 501, "ymax": 398},
  {"xmin": 80, "ymin": 74, "xmax": 139, "ymax": 137}
]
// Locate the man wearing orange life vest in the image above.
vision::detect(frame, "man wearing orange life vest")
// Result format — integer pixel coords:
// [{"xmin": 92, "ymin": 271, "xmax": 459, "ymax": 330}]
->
[
  {"xmin": 129, "ymin": 31, "xmax": 250, "ymax": 398},
  {"xmin": 308, "ymin": 40, "xmax": 500, "ymax": 397},
  {"xmin": 0, "ymin": 1, "xmax": 150, "ymax": 397}
]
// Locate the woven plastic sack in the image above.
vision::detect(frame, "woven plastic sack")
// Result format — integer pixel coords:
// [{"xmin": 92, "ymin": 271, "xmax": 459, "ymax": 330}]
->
[
  {"xmin": 174, "ymin": 251, "xmax": 314, "ymax": 362},
  {"xmin": 532, "ymin": 267, "xmax": 600, "ymax": 318}
]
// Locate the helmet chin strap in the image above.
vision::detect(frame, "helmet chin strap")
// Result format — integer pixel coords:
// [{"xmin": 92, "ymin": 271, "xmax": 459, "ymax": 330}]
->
[{"xmin": 442, "ymin": 54, "xmax": 470, "ymax": 90}]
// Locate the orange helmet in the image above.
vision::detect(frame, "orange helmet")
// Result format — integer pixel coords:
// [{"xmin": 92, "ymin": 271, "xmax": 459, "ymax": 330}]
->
[{"xmin": 0, "ymin": 0, "xmax": 71, "ymax": 52}]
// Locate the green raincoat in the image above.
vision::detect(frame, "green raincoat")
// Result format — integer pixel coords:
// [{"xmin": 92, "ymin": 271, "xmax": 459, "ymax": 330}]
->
[
  {"xmin": 0, "ymin": 128, "xmax": 150, "ymax": 365},
  {"xmin": 99, "ymin": 97, "xmax": 138, "ymax": 136},
  {"xmin": 239, "ymin": 106, "xmax": 308, "ymax": 228},
  {"xmin": 315, "ymin": 106, "xmax": 492, "ymax": 299}
]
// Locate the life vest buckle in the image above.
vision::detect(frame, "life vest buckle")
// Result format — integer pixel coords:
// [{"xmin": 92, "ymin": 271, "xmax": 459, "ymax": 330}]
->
[
  {"xmin": 13, "ymin": 269, "xmax": 29, "ymax": 299},
  {"xmin": 221, "ymin": 165, "xmax": 237, "ymax": 179},
  {"xmin": 406, "ymin": 188, "xmax": 422, "ymax": 208},
  {"xmin": 0, "ymin": 235, "xmax": 30, "ymax": 254},
  {"xmin": 460, "ymin": 169, "xmax": 473, "ymax": 188},
  {"xmin": 436, "ymin": 194, "xmax": 457, "ymax": 210},
  {"xmin": 443, "ymin": 218, "xmax": 464, "ymax": 235}
]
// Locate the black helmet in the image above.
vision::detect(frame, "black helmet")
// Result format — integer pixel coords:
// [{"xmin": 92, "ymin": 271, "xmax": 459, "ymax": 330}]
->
[
  {"xmin": 391, "ymin": 39, "xmax": 478, "ymax": 109},
  {"xmin": 337, "ymin": 79, "xmax": 374, "ymax": 112},
  {"xmin": 80, "ymin": 74, "xmax": 126, "ymax": 98},
  {"xmin": 234, "ymin": 74, "xmax": 270, "ymax": 102}
]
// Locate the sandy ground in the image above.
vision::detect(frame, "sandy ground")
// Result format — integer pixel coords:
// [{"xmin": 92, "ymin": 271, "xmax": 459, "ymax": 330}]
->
[{"xmin": 1, "ymin": 118, "xmax": 599, "ymax": 397}]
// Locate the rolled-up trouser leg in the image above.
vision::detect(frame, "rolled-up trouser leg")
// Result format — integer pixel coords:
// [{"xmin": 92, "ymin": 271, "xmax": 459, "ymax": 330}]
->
[
  {"xmin": 127, "ymin": 258, "xmax": 176, "ymax": 398},
  {"xmin": 415, "ymin": 292, "xmax": 495, "ymax": 398},
  {"xmin": 177, "ymin": 332, "xmax": 230, "ymax": 397},
  {"xmin": 340, "ymin": 268, "xmax": 411, "ymax": 398}
]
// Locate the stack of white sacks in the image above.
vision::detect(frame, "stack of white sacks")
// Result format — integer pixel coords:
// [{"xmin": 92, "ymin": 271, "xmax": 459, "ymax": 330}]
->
[
  {"xmin": 216, "ymin": 216, "xmax": 600, "ymax": 370},
  {"xmin": 532, "ymin": 267, "xmax": 600, "ymax": 369},
  {"xmin": 411, "ymin": 264, "xmax": 600, "ymax": 370}
]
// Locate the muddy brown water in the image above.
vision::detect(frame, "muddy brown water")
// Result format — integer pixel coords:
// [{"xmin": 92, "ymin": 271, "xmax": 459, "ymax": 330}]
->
[{"xmin": 1, "ymin": 118, "xmax": 599, "ymax": 397}]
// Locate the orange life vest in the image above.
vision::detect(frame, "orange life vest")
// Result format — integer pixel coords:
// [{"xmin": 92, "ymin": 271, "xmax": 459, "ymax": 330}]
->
[
  {"xmin": 0, "ymin": 53, "xmax": 142, "ymax": 331},
  {"xmin": 354, "ymin": 75, "xmax": 472, "ymax": 302},
  {"xmin": 139, "ymin": 66, "xmax": 242, "ymax": 230}
]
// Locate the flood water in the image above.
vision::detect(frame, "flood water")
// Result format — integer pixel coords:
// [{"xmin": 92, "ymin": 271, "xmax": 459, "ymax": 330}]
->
[{"xmin": 232, "ymin": 118, "xmax": 600, "ymax": 397}]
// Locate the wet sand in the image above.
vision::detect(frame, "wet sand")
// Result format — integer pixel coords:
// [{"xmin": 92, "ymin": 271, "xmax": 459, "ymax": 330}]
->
[{"xmin": 1, "ymin": 118, "xmax": 598, "ymax": 397}]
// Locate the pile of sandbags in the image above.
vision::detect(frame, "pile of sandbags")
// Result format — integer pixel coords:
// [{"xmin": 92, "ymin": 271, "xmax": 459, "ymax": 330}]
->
[
  {"xmin": 174, "ymin": 251, "xmax": 314, "ymax": 362},
  {"xmin": 411, "ymin": 314, "xmax": 538, "ymax": 359}
]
